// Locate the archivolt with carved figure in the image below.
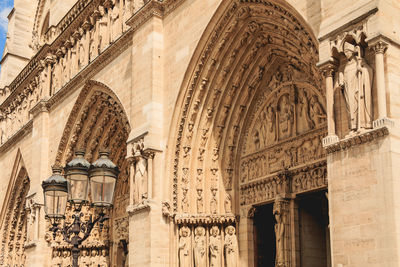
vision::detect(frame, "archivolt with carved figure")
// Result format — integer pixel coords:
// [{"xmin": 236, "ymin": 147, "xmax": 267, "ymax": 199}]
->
[
  {"xmin": 168, "ymin": 0, "xmax": 327, "ymax": 266},
  {"xmin": 46, "ymin": 81, "xmax": 130, "ymax": 266}
]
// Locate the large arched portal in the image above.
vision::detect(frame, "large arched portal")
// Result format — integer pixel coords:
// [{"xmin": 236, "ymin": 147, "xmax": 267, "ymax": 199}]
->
[
  {"xmin": 48, "ymin": 80, "xmax": 131, "ymax": 266},
  {"xmin": 169, "ymin": 0, "xmax": 328, "ymax": 266}
]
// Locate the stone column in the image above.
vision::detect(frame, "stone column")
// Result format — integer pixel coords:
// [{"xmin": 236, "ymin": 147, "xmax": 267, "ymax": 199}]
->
[
  {"xmin": 318, "ymin": 59, "xmax": 339, "ymax": 146},
  {"xmin": 239, "ymin": 206, "xmax": 255, "ymax": 267},
  {"xmin": 368, "ymin": 37, "xmax": 394, "ymax": 128}
]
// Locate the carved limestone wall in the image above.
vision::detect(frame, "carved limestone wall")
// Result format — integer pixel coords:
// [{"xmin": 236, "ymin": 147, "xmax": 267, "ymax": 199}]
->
[{"xmin": 0, "ymin": 168, "xmax": 30, "ymax": 266}]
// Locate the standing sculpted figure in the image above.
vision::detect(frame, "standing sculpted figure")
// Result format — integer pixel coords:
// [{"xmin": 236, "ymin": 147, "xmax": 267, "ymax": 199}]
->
[
  {"xmin": 274, "ymin": 200, "xmax": 285, "ymax": 267},
  {"xmin": 194, "ymin": 226, "xmax": 207, "ymax": 267},
  {"xmin": 79, "ymin": 250, "xmax": 90, "ymax": 267},
  {"xmin": 110, "ymin": 0, "xmax": 121, "ymax": 41},
  {"xmin": 98, "ymin": 6, "xmax": 109, "ymax": 51},
  {"xmin": 337, "ymin": 42, "xmax": 373, "ymax": 133},
  {"xmin": 224, "ymin": 226, "xmax": 238, "ymax": 267},
  {"xmin": 133, "ymin": 139, "xmax": 147, "ymax": 204},
  {"xmin": 179, "ymin": 226, "xmax": 191, "ymax": 267},
  {"xmin": 278, "ymin": 95, "xmax": 294, "ymax": 140},
  {"xmin": 51, "ymin": 250, "xmax": 62, "ymax": 267},
  {"xmin": 98, "ymin": 249, "xmax": 109, "ymax": 267},
  {"xmin": 209, "ymin": 226, "xmax": 221, "ymax": 267}
]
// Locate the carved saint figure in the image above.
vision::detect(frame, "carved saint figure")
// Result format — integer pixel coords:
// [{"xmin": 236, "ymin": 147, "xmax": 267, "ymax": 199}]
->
[
  {"xmin": 134, "ymin": 155, "xmax": 148, "ymax": 204},
  {"xmin": 52, "ymin": 250, "xmax": 62, "ymax": 267},
  {"xmin": 297, "ymin": 89, "xmax": 313, "ymax": 133},
  {"xmin": 309, "ymin": 95, "xmax": 326, "ymax": 126},
  {"xmin": 261, "ymin": 105, "xmax": 276, "ymax": 146},
  {"xmin": 274, "ymin": 200, "xmax": 285, "ymax": 267},
  {"xmin": 196, "ymin": 189, "xmax": 203, "ymax": 213},
  {"xmin": 98, "ymin": 249, "xmax": 109, "ymax": 267},
  {"xmin": 210, "ymin": 188, "xmax": 218, "ymax": 214},
  {"xmin": 61, "ymin": 250, "xmax": 71, "ymax": 267},
  {"xmin": 179, "ymin": 226, "xmax": 191, "ymax": 267},
  {"xmin": 337, "ymin": 42, "xmax": 373, "ymax": 133},
  {"xmin": 79, "ymin": 250, "xmax": 90, "ymax": 267},
  {"xmin": 278, "ymin": 94, "xmax": 294, "ymax": 140},
  {"xmin": 224, "ymin": 193, "xmax": 232, "ymax": 214},
  {"xmin": 209, "ymin": 226, "xmax": 221, "ymax": 267},
  {"xmin": 224, "ymin": 226, "xmax": 238, "ymax": 267},
  {"xmin": 90, "ymin": 249, "xmax": 100, "ymax": 267},
  {"xmin": 194, "ymin": 226, "xmax": 207, "ymax": 267},
  {"xmin": 181, "ymin": 187, "xmax": 189, "ymax": 213}
]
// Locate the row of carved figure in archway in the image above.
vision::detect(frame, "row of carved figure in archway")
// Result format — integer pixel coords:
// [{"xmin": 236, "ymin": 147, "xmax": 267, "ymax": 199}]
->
[
  {"xmin": 246, "ymin": 84, "xmax": 326, "ymax": 155},
  {"xmin": 51, "ymin": 248, "xmax": 109, "ymax": 267},
  {"xmin": 241, "ymin": 129, "xmax": 325, "ymax": 183},
  {"xmin": 240, "ymin": 162, "xmax": 326, "ymax": 206},
  {"xmin": 178, "ymin": 225, "xmax": 238, "ymax": 267},
  {"xmin": 0, "ymin": 0, "xmax": 140, "ymax": 146}
]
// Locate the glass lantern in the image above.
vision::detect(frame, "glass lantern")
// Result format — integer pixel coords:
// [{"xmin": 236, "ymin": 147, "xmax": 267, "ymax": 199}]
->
[
  {"xmin": 42, "ymin": 166, "xmax": 68, "ymax": 219},
  {"xmin": 64, "ymin": 150, "xmax": 90, "ymax": 204},
  {"xmin": 89, "ymin": 151, "xmax": 119, "ymax": 207}
]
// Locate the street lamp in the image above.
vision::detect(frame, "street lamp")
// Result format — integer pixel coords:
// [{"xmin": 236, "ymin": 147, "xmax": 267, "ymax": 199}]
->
[{"xmin": 42, "ymin": 150, "xmax": 119, "ymax": 267}]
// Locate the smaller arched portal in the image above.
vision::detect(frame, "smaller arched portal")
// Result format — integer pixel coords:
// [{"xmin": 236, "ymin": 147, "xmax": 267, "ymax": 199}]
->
[
  {"xmin": 169, "ymin": 0, "xmax": 330, "ymax": 266},
  {"xmin": 48, "ymin": 80, "xmax": 131, "ymax": 266},
  {"xmin": 0, "ymin": 151, "xmax": 30, "ymax": 266}
]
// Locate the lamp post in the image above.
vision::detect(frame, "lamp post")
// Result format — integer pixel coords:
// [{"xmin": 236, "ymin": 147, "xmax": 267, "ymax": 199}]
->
[{"xmin": 42, "ymin": 150, "xmax": 119, "ymax": 267}]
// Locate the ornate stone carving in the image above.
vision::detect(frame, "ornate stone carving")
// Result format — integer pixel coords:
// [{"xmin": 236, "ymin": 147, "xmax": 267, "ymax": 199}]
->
[
  {"xmin": 209, "ymin": 226, "xmax": 221, "ymax": 267},
  {"xmin": 335, "ymin": 42, "xmax": 373, "ymax": 134},
  {"xmin": 193, "ymin": 226, "xmax": 206, "ymax": 267},
  {"xmin": 224, "ymin": 226, "xmax": 238, "ymax": 267},
  {"xmin": 273, "ymin": 195, "xmax": 290, "ymax": 267},
  {"xmin": 178, "ymin": 226, "xmax": 191, "ymax": 267}
]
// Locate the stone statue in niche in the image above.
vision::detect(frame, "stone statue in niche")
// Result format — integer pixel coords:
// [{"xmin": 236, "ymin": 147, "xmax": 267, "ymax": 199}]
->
[
  {"xmin": 309, "ymin": 95, "xmax": 326, "ymax": 126},
  {"xmin": 196, "ymin": 188, "xmax": 203, "ymax": 213},
  {"xmin": 209, "ymin": 226, "xmax": 221, "ymax": 267},
  {"xmin": 181, "ymin": 187, "xmax": 189, "ymax": 213},
  {"xmin": 336, "ymin": 42, "xmax": 373, "ymax": 133},
  {"xmin": 210, "ymin": 188, "xmax": 218, "ymax": 214},
  {"xmin": 133, "ymin": 139, "xmax": 148, "ymax": 204},
  {"xmin": 274, "ymin": 198, "xmax": 286, "ymax": 267},
  {"xmin": 260, "ymin": 104, "xmax": 276, "ymax": 146},
  {"xmin": 123, "ymin": 0, "xmax": 134, "ymax": 32},
  {"xmin": 224, "ymin": 193, "xmax": 232, "ymax": 214},
  {"xmin": 194, "ymin": 226, "xmax": 207, "ymax": 267},
  {"xmin": 296, "ymin": 89, "xmax": 313, "ymax": 133},
  {"xmin": 179, "ymin": 226, "xmax": 191, "ymax": 267},
  {"xmin": 278, "ymin": 94, "xmax": 294, "ymax": 140},
  {"xmin": 252, "ymin": 129, "xmax": 260, "ymax": 150},
  {"xmin": 224, "ymin": 226, "xmax": 238, "ymax": 267}
]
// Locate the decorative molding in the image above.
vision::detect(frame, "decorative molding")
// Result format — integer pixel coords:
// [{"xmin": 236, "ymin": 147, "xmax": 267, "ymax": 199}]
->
[
  {"xmin": 126, "ymin": 202, "xmax": 151, "ymax": 215},
  {"xmin": 174, "ymin": 214, "xmax": 236, "ymax": 225},
  {"xmin": 324, "ymin": 126, "xmax": 389, "ymax": 154}
]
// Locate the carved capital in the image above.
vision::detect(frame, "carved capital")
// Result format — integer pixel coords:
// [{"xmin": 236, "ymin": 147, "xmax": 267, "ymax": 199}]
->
[
  {"xmin": 317, "ymin": 58, "xmax": 338, "ymax": 78},
  {"xmin": 370, "ymin": 40, "xmax": 388, "ymax": 54}
]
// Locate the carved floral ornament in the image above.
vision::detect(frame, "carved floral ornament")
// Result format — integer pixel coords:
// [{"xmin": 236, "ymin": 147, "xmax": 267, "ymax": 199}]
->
[{"xmin": 170, "ymin": 0, "xmax": 325, "ymax": 217}]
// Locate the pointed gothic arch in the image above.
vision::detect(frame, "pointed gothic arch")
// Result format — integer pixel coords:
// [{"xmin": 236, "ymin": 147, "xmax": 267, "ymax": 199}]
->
[
  {"xmin": 168, "ymin": 0, "xmax": 328, "ymax": 265},
  {"xmin": 0, "ymin": 150, "xmax": 30, "ymax": 266},
  {"xmin": 49, "ymin": 80, "xmax": 131, "ymax": 266}
]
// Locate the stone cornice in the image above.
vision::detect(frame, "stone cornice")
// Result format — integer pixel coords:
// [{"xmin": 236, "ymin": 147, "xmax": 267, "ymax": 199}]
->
[
  {"xmin": 0, "ymin": 120, "xmax": 33, "ymax": 154},
  {"xmin": 325, "ymin": 126, "xmax": 389, "ymax": 154}
]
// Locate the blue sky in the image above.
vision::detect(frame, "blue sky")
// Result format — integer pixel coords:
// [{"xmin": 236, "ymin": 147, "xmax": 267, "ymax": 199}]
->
[{"xmin": 0, "ymin": 0, "xmax": 14, "ymax": 70}]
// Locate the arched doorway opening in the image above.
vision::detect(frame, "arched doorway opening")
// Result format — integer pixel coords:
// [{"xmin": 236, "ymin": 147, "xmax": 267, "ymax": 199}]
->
[
  {"xmin": 49, "ymin": 80, "xmax": 130, "ymax": 266},
  {"xmin": 168, "ymin": 0, "xmax": 329, "ymax": 266}
]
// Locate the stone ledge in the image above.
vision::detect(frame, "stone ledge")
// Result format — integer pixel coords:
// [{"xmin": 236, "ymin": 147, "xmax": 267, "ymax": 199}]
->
[
  {"xmin": 126, "ymin": 201, "xmax": 151, "ymax": 215},
  {"xmin": 324, "ymin": 126, "xmax": 389, "ymax": 154}
]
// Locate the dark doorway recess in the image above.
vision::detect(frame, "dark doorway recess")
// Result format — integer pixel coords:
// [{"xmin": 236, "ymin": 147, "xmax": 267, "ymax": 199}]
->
[
  {"xmin": 298, "ymin": 191, "xmax": 330, "ymax": 267},
  {"xmin": 254, "ymin": 203, "xmax": 276, "ymax": 267}
]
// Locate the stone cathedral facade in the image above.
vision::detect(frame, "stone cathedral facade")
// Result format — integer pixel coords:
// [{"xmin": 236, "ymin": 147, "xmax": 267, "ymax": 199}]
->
[{"xmin": 0, "ymin": 0, "xmax": 399, "ymax": 266}]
